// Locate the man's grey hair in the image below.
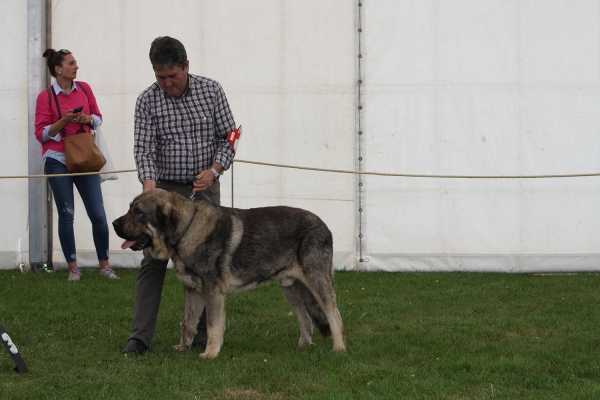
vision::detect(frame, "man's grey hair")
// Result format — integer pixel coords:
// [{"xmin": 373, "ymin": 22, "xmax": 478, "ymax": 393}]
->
[{"xmin": 149, "ymin": 36, "xmax": 187, "ymax": 70}]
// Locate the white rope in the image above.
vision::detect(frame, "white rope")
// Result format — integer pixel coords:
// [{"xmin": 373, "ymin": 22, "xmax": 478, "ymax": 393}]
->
[{"xmin": 1, "ymin": 162, "xmax": 598, "ymax": 180}]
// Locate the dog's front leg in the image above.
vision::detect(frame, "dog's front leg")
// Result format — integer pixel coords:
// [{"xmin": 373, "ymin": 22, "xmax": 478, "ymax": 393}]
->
[
  {"xmin": 200, "ymin": 292, "xmax": 227, "ymax": 359},
  {"xmin": 173, "ymin": 287, "xmax": 205, "ymax": 351}
]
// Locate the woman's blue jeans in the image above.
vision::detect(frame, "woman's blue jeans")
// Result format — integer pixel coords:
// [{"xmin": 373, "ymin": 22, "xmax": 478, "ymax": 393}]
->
[{"xmin": 44, "ymin": 157, "xmax": 109, "ymax": 263}]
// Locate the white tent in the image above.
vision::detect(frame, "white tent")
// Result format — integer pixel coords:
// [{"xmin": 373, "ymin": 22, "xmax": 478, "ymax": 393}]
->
[{"xmin": 2, "ymin": 0, "xmax": 599, "ymax": 272}]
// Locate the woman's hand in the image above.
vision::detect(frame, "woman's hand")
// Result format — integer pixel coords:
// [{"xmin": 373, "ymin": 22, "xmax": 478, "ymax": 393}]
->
[
  {"xmin": 49, "ymin": 109, "xmax": 85, "ymax": 137},
  {"xmin": 63, "ymin": 109, "xmax": 91, "ymax": 125},
  {"xmin": 63, "ymin": 109, "xmax": 81, "ymax": 124},
  {"xmin": 77, "ymin": 113, "xmax": 92, "ymax": 125}
]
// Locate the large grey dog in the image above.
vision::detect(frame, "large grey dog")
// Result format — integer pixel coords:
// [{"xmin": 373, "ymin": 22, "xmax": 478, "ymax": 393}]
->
[{"xmin": 112, "ymin": 189, "xmax": 346, "ymax": 358}]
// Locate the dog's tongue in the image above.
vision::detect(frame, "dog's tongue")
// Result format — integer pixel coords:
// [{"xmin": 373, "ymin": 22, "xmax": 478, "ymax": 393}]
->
[{"xmin": 121, "ymin": 240, "xmax": 137, "ymax": 250}]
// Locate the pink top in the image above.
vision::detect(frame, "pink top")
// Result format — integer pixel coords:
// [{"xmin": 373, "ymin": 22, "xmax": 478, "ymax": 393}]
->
[{"xmin": 34, "ymin": 81, "xmax": 102, "ymax": 155}]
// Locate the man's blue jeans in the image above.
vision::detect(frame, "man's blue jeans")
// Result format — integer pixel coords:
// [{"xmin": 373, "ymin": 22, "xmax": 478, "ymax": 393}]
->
[{"xmin": 44, "ymin": 157, "xmax": 109, "ymax": 263}]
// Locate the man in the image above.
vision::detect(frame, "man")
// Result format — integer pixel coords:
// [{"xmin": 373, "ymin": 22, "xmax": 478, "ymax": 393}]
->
[{"xmin": 122, "ymin": 36, "xmax": 237, "ymax": 354}]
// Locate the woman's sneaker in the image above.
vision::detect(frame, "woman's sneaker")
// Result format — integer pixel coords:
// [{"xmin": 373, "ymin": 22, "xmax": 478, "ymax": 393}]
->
[
  {"xmin": 100, "ymin": 266, "xmax": 119, "ymax": 279},
  {"xmin": 68, "ymin": 267, "xmax": 81, "ymax": 281}
]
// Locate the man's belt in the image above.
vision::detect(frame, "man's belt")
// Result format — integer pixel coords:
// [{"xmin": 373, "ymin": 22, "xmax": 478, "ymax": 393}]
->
[{"xmin": 157, "ymin": 179, "xmax": 194, "ymax": 187}]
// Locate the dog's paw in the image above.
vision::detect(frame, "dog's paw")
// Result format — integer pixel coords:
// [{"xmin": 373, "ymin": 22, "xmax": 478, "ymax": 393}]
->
[
  {"xmin": 173, "ymin": 344, "xmax": 190, "ymax": 351},
  {"xmin": 298, "ymin": 338, "xmax": 314, "ymax": 347},
  {"xmin": 199, "ymin": 350, "xmax": 219, "ymax": 359},
  {"xmin": 332, "ymin": 337, "xmax": 347, "ymax": 352}
]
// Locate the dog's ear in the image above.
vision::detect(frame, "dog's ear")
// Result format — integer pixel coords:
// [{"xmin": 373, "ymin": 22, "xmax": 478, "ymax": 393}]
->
[
  {"xmin": 161, "ymin": 201, "xmax": 189, "ymax": 246},
  {"xmin": 160, "ymin": 202, "xmax": 179, "ymax": 238}
]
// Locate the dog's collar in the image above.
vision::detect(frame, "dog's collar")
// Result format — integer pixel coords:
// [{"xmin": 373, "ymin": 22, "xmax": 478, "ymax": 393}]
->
[{"xmin": 170, "ymin": 207, "xmax": 197, "ymax": 247}]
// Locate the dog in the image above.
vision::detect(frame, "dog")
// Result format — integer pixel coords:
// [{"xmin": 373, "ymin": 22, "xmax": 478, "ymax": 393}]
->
[{"xmin": 112, "ymin": 189, "xmax": 346, "ymax": 358}]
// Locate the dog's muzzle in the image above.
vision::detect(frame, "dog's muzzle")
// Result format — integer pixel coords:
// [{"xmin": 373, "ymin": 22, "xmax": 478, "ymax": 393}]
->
[{"xmin": 112, "ymin": 219, "xmax": 151, "ymax": 251}]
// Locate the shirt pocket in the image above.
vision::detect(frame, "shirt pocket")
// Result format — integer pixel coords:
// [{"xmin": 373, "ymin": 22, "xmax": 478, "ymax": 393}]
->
[{"xmin": 187, "ymin": 104, "xmax": 213, "ymax": 141}]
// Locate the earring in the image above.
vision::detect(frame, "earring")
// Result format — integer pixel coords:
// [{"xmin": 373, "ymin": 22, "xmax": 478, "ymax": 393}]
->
[{"xmin": 58, "ymin": 71, "xmax": 61, "ymax": 75}]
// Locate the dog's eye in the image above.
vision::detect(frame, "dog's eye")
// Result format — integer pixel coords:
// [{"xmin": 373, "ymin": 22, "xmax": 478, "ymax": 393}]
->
[{"xmin": 133, "ymin": 207, "xmax": 143, "ymax": 216}]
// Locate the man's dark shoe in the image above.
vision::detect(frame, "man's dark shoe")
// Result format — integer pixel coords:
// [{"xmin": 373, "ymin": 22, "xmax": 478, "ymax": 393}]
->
[
  {"xmin": 122, "ymin": 338, "xmax": 148, "ymax": 354},
  {"xmin": 192, "ymin": 340, "xmax": 207, "ymax": 350}
]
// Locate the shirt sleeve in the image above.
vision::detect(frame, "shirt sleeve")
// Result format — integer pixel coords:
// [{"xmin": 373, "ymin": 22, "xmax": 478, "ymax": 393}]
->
[
  {"xmin": 90, "ymin": 115, "xmax": 102, "ymax": 127},
  {"xmin": 34, "ymin": 90, "xmax": 54, "ymax": 144},
  {"xmin": 211, "ymin": 83, "xmax": 236, "ymax": 171},
  {"xmin": 41, "ymin": 125, "xmax": 61, "ymax": 143},
  {"xmin": 134, "ymin": 93, "xmax": 157, "ymax": 182}
]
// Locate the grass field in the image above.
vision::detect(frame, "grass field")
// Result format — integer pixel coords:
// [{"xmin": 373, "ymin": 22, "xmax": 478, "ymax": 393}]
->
[{"xmin": 1, "ymin": 269, "xmax": 600, "ymax": 399}]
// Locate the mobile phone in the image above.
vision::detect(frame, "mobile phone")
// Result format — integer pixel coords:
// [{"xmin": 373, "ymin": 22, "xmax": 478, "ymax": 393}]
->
[{"xmin": 73, "ymin": 106, "xmax": 84, "ymax": 113}]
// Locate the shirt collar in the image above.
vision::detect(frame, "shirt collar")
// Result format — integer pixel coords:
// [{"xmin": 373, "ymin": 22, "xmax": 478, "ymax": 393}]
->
[{"xmin": 52, "ymin": 81, "xmax": 77, "ymax": 95}]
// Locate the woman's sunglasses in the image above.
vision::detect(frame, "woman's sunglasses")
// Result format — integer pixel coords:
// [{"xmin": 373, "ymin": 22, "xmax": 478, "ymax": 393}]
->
[{"xmin": 52, "ymin": 49, "xmax": 72, "ymax": 68}]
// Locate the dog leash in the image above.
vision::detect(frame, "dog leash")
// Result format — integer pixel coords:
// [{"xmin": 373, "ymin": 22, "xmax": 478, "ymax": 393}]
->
[{"xmin": 189, "ymin": 190, "xmax": 213, "ymax": 203}]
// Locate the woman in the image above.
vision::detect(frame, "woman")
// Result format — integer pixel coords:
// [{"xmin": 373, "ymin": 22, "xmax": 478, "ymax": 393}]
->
[{"xmin": 34, "ymin": 48, "xmax": 118, "ymax": 281}]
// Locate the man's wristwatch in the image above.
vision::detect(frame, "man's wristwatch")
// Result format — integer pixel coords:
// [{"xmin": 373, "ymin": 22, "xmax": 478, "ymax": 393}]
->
[{"xmin": 210, "ymin": 167, "xmax": 221, "ymax": 180}]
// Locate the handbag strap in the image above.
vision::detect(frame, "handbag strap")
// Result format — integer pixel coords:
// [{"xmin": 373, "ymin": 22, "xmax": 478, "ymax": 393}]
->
[
  {"xmin": 76, "ymin": 81, "xmax": 87, "ymax": 95},
  {"xmin": 48, "ymin": 87, "xmax": 66, "ymax": 140}
]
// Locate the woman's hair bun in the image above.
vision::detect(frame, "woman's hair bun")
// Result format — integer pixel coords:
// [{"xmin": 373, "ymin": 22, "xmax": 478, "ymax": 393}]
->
[{"xmin": 42, "ymin": 48, "xmax": 55, "ymax": 59}]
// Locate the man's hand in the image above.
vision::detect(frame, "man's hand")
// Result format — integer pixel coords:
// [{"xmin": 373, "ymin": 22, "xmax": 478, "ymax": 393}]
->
[
  {"xmin": 193, "ymin": 163, "xmax": 222, "ymax": 193},
  {"xmin": 192, "ymin": 170, "xmax": 214, "ymax": 192},
  {"xmin": 142, "ymin": 180, "xmax": 156, "ymax": 193}
]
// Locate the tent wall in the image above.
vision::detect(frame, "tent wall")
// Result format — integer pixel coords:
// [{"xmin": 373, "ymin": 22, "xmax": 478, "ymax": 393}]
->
[
  {"xmin": 47, "ymin": 0, "xmax": 357, "ymax": 270},
  {"xmin": 0, "ymin": 0, "xmax": 31, "ymax": 268},
  {"xmin": 1, "ymin": 1, "xmax": 598, "ymax": 271},
  {"xmin": 360, "ymin": 1, "xmax": 600, "ymax": 272}
]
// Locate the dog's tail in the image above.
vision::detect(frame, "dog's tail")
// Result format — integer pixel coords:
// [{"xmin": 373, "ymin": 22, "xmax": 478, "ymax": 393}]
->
[{"xmin": 297, "ymin": 282, "xmax": 331, "ymax": 338}]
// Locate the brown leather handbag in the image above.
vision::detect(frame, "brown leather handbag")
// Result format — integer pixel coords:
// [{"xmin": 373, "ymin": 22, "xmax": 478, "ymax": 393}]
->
[{"xmin": 64, "ymin": 131, "xmax": 106, "ymax": 173}]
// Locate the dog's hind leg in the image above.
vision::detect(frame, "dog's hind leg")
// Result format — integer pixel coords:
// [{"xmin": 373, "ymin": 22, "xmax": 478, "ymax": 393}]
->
[
  {"xmin": 300, "ymin": 230, "xmax": 347, "ymax": 352},
  {"xmin": 173, "ymin": 287, "xmax": 205, "ymax": 351},
  {"xmin": 300, "ymin": 244, "xmax": 346, "ymax": 351},
  {"xmin": 280, "ymin": 278, "xmax": 314, "ymax": 346},
  {"xmin": 305, "ymin": 276, "xmax": 346, "ymax": 352},
  {"xmin": 323, "ymin": 300, "xmax": 346, "ymax": 352},
  {"xmin": 201, "ymin": 291, "xmax": 227, "ymax": 359}
]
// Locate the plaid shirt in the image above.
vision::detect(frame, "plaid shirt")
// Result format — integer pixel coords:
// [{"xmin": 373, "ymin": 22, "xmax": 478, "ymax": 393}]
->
[{"xmin": 134, "ymin": 74, "xmax": 236, "ymax": 183}]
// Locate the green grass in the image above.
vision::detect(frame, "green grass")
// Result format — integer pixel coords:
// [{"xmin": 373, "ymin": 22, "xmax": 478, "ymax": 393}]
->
[{"xmin": 1, "ymin": 269, "xmax": 600, "ymax": 399}]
